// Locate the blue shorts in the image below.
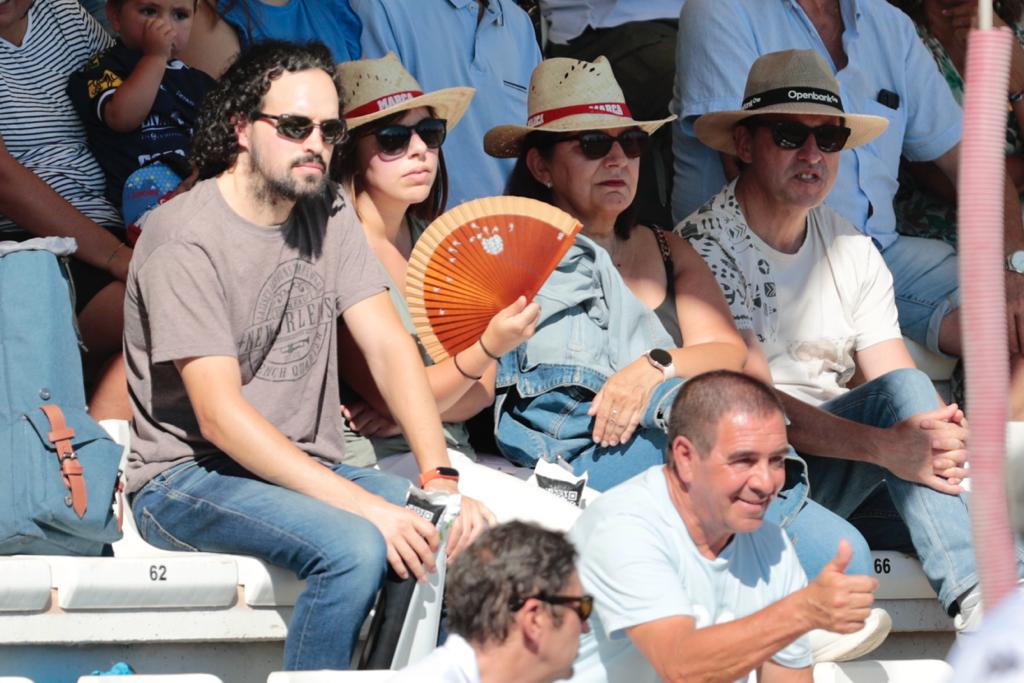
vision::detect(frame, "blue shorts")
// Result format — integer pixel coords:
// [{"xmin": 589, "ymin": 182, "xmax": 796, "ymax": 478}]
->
[{"xmin": 881, "ymin": 235, "xmax": 960, "ymax": 354}]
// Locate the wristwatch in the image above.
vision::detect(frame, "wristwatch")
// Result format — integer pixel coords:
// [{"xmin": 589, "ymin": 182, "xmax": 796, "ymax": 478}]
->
[
  {"xmin": 1008, "ymin": 250, "xmax": 1024, "ymax": 274},
  {"xmin": 419, "ymin": 466, "xmax": 460, "ymax": 488},
  {"xmin": 644, "ymin": 348, "xmax": 676, "ymax": 380}
]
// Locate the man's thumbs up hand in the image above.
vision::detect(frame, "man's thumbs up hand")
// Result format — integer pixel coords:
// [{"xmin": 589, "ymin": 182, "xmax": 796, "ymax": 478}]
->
[{"xmin": 804, "ymin": 540, "xmax": 879, "ymax": 633}]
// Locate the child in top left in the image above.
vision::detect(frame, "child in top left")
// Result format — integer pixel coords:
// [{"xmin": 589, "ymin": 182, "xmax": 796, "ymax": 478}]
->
[{"xmin": 68, "ymin": 0, "xmax": 215, "ymax": 244}]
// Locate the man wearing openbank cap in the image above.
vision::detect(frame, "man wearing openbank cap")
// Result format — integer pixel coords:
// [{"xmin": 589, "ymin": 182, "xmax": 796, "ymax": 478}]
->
[
  {"xmin": 679, "ymin": 48, "xmax": 1016, "ymax": 636},
  {"xmin": 673, "ymin": 0, "xmax": 1024, "ymax": 424}
]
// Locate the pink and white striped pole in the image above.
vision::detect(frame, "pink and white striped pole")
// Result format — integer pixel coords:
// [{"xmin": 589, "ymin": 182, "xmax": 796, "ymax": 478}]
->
[{"xmin": 958, "ymin": 0, "xmax": 1018, "ymax": 608}]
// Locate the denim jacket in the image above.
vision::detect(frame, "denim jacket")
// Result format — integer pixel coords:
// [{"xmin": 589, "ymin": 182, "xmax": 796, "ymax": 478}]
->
[
  {"xmin": 493, "ymin": 234, "xmax": 680, "ymax": 490},
  {"xmin": 496, "ymin": 233, "xmax": 675, "ymax": 395}
]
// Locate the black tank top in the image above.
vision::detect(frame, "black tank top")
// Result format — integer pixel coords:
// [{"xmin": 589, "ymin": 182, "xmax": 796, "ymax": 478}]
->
[{"xmin": 648, "ymin": 226, "xmax": 683, "ymax": 347}]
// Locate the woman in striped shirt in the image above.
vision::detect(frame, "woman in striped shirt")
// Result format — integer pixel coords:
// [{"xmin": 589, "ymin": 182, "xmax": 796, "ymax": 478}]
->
[{"xmin": 0, "ymin": 0, "xmax": 130, "ymax": 419}]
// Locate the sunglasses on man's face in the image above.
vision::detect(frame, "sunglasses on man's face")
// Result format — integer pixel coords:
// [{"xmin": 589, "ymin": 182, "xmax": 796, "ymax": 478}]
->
[
  {"xmin": 555, "ymin": 128, "xmax": 650, "ymax": 160},
  {"xmin": 510, "ymin": 593, "xmax": 594, "ymax": 621},
  {"xmin": 750, "ymin": 120, "xmax": 852, "ymax": 154},
  {"xmin": 371, "ymin": 117, "xmax": 448, "ymax": 159},
  {"xmin": 252, "ymin": 112, "xmax": 348, "ymax": 145}
]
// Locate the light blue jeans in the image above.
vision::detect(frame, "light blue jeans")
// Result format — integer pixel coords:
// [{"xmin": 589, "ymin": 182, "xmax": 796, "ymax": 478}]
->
[
  {"xmin": 881, "ymin": 235, "xmax": 960, "ymax": 354},
  {"xmin": 496, "ymin": 370, "xmax": 873, "ymax": 577},
  {"xmin": 132, "ymin": 456, "xmax": 411, "ymax": 670},
  {"xmin": 765, "ymin": 456, "xmax": 874, "ymax": 579},
  {"xmin": 799, "ymin": 367, "xmax": 1006, "ymax": 611}
]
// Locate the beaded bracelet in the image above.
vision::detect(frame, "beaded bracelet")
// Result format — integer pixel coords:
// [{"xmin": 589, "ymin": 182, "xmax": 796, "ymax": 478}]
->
[{"xmin": 453, "ymin": 351, "xmax": 482, "ymax": 380}]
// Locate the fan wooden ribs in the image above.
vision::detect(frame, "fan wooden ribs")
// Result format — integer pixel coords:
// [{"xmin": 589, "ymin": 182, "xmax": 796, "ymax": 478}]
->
[{"xmin": 406, "ymin": 196, "xmax": 582, "ymax": 363}]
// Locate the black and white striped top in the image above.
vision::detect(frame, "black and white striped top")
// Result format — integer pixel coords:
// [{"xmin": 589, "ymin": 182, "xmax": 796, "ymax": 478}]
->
[{"xmin": 0, "ymin": 0, "xmax": 119, "ymax": 239}]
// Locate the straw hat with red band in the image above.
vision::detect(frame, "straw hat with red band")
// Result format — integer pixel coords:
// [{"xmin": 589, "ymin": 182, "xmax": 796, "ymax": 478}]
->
[
  {"xmin": 694, "ymin": 49, "xmax": 889, "ymax": 156},
  {"xmin": 338, "ymin": 52, "xmax": 475, "ymax": 130},
  {"xmin": 483, "ymin": 56, "xmax": 675, "ymax": 158}
]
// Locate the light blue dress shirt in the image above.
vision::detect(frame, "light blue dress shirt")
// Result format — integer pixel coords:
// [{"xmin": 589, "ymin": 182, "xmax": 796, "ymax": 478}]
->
[
  {"xmin": 352, "ymin": 0, "xmax": 542, "ymax": 209},
  {"xmin": 671, "ymin": 0, "xmax": 962, "ymax": 249}
]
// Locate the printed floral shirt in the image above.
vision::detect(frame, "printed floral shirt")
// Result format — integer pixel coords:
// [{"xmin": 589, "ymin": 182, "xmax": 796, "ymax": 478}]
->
[{"xmin": 675, "ymin": 181, "xmax": 767, "ymax": 340}]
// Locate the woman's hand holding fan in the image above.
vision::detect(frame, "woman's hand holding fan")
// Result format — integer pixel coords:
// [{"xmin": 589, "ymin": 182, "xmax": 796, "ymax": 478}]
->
[
  {"xmin": 479, "ymin": 295, "xmax": 542, "ymax": 359},
  {"xmin": 406, "ymin": 196, "xmax": 582, "ymax": 362}
]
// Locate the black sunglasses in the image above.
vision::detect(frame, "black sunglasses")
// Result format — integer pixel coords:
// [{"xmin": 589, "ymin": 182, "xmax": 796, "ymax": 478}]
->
[
  {"xmin": 510, "ymin": 593, "xmax": 594, "ymax": 621},
  {"xmin": 554, "ymin": 129, "xmax": 650, "ymax": 160},
  {"xmin": 370, "ymin": 117, "xmax": 448, "ymax": 159},
  {"xmin": 252, "ymin": 112, "xmax": 347, "ymax": 145},
  {"xmin": 749, "ymin": 120, "xmax": 852, "ymax": 154}
]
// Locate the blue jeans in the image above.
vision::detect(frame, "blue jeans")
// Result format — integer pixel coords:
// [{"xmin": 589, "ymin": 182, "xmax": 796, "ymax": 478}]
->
[
  {"xmin": 765, "ymin": 456, "xmax": 874, "ymax": 579},
  {"xmin": 801, "ymin": 367, "xmax": 989, "ymax": 611},
  {"xmin": 881, "ymin": 235, "xmax": 960, "ymax": 354},
  {"xmin": 132, "ymin": 456, "xmax": 411, "ymax": 670}
]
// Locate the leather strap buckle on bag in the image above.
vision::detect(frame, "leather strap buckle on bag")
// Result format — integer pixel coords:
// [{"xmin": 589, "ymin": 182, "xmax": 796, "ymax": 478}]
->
[{"xmin": 39, "ymin": 405, "xmax": 88, "ymax": 518}]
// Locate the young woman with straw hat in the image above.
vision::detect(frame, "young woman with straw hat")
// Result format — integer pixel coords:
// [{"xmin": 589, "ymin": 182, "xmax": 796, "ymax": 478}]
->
[
  {"xmin": 484, "ymin": 57, "xmax": 749, "ymax": 491},
  {"xmin": 333, "ymin": 54, "xmax": 588, "ymax": 542}
]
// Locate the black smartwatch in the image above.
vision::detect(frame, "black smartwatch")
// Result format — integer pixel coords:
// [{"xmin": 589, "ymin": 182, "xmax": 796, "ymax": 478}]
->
[{"xmin": 644, "ymin": 348, "xmax": 676, "ymax": 380}]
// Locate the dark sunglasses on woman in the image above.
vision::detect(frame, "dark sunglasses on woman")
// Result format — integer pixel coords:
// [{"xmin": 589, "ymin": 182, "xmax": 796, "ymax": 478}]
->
[
  {"xmin": 370, "ymin": 117, "xmax": 448, "ymax": 160},
  {"xmin": 251, "ymin": 112, "xmax": 348, "ymax": 145},
  {"xmin": 749, "ymin": 119, "xmax": 852, "ymax": 154},
  {"xmin": 555, "ymin": 128, "xmax": 650, "ymax": 160}
]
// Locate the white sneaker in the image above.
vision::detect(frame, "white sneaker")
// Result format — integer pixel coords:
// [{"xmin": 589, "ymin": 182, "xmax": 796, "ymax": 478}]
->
[
  {"xmin": 953, "ymin": 585, "xmax": 983, "ymax": 633},
  {"xmin": 808, "ymin": 607, "xmax": 892, "ymax": 663}
]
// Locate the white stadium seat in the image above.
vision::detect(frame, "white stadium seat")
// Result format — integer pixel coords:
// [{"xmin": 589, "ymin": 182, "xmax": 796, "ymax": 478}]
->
[
  {"xmin": 0, "ymin": 559, "xmax": 51, "ymax": 612},
  {"xmin": 78, "ymin": 676, "xmax": 225, "ymax": 682},
  {"xmin": 813, "ymin": 659, "xmax": 953, "ymax": 682},
  {"xmin": 267, "ymin": 672, "xmax": 394, "ymax": 682}
]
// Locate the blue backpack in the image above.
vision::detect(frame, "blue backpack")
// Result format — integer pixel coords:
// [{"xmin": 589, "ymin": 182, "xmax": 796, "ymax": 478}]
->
[{"xmin": 0, "ymin": 246, "xmax": 123, "ymax": 555}]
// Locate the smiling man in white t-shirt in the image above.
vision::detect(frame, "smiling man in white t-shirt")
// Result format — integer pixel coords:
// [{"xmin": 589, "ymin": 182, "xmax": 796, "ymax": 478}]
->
[
  {"xmin": 679, "ymin": 49, "xmax": 994, "ymax": 632},
  {"xmin": 569, "ymin": 370, "xmax": 878, "ymax": 683}
]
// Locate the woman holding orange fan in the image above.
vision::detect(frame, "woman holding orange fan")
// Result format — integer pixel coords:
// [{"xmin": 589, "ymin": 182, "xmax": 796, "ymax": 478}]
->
[
  {"xmin": 484, "ymin": 57, "xmax": 748, "ymax": 491},
  {"xmin": 331, "ymin": 55, "xmax": 581, "ymax": 539}
]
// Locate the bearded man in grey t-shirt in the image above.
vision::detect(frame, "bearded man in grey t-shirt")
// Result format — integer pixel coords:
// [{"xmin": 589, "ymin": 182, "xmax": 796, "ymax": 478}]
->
[{"xmin": 123, "ymin": 41, "xmax": 493, "ymax": 671}]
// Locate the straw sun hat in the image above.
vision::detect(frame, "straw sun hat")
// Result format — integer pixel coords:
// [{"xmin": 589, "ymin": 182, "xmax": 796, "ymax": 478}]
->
[
  {"xmin": 483, "ymin": 56, "xmax": 676, "ymax": 158},
  {"xmin": 694, "ymin": 49, "xmax": 889, "ymax": 156},
  {"xmin": 338, "ymin": 52, "xmax": 475, "ymax": 130}
]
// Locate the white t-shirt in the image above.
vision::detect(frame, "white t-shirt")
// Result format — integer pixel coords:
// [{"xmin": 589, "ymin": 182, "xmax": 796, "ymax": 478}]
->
[
  {"xmin": 947, "ymin": 592, "xmax": 1024, "ymax": 682},
  {"xmin": 568, "ymin": 466, "xmax": 811, "ymax": 683},
  {"xmin": 389, "ymin": 633, "xmax": 480, "ymax": 683},
  {"xmin": 683, "ymin": 182, "xmax": 902, "ymax": 406}
]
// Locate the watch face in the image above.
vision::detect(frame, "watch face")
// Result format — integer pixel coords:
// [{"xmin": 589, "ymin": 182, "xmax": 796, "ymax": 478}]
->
[
  {"xmin": 1013, "ymin": 251, "xmax": 1024, "ymax": 272},
  {"xmin": 649, "ymin": 348, "xmax": 672, "ymax": 367}
]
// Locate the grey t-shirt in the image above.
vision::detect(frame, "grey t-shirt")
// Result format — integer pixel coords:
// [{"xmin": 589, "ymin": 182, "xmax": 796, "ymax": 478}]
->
[{"xmin": 124, "ymin": 178, "xmax": 388, "ymax": 493}]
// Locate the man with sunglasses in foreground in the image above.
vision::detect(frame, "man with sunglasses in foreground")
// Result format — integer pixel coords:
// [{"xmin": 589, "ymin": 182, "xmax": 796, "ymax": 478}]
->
[
  {"xmin": 393, "ymin": 521, "xmax": 590, "ymax": 683},
  {"xmin": 568, "ymin": 370, "xmax": 877, "ymax": 683},
  {"xmin": 122, "ymin": 41, "xmax": 456, "ymax": 670},
  {"xmin": 680, "ymin": 50, "xmax": 989, "ymax": 636}
]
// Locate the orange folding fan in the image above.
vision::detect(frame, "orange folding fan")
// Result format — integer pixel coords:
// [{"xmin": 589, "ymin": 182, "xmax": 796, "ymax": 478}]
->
[{"xmin": 405, "ymin": 196, "xmax": 583, "ymax": 363}]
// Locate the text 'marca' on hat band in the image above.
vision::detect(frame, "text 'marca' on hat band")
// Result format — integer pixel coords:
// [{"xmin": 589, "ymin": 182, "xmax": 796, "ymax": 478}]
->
[
  {"xmin": 345, "ymin": 90, "xmax": 424, "ymax": 119},
  {"xmin": 742, "ymin": 87, "xmax": 845, "ymax": 113},
  {"xmin": 526, "ymin": 101, "xmax": 633, "ymax": 128}
]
